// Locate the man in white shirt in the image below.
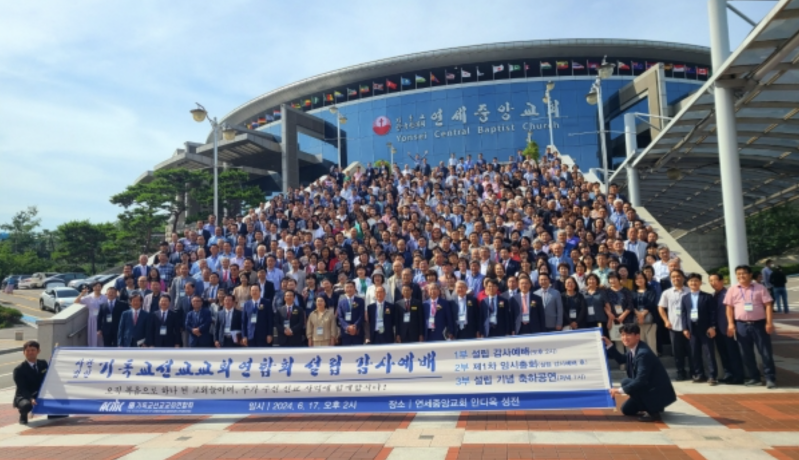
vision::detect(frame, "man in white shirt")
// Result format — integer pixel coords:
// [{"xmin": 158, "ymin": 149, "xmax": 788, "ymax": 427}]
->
[{"xmin": 658, "ymin": 269, "xmax": 692, "ymax": 381}]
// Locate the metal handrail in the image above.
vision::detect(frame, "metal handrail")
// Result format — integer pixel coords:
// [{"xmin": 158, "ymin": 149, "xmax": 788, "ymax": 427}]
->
[{"xmin": 67, "ymin": 324, "xmax": 87, "ymax": 339}]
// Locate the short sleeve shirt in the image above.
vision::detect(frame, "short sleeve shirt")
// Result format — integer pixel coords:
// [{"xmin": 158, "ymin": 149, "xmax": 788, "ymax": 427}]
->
[
  {"xmin": 658, "ymin": 286, "xmax": 690, "ymax": 332},
  {"xmin": 724, "ymin": 282, "xmax": 773, "ymax": 322}
]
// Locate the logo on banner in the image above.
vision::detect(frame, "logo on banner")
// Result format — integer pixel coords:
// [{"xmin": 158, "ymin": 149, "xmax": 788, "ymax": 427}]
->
[
  {"xmin": 99, "ymin": 400, "xmax": 124, "ymax": 412},
  {"xmin": 373, "ymin": 116, "xmax": 391, "ymax": 135}
]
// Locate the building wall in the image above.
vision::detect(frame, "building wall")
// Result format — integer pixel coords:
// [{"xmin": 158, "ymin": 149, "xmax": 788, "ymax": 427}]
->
[{"xmin": 257, "ymin": 77, "xmax": 701, "ymax": 171}]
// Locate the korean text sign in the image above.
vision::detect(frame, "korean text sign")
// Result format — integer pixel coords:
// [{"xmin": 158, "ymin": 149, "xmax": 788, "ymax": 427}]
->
[{"xmin": 36, "ymin": 329, "xmax": 613, "ymax": 415}]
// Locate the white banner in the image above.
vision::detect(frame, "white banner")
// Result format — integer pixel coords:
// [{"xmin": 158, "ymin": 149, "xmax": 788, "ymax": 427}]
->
[{"xmin": 35, "ymin": 329, "xmax": 613, "ymax": 415}]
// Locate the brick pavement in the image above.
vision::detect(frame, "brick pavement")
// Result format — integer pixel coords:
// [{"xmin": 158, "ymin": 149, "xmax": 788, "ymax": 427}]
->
[
  {"xmin": 0, "ymin": 446, "xmax": 135, "ymax": 460},
  {"xmin": 446, "ymin": 445, "xmax": 703, "ymax": 460},
  {"xmin": 228, "ymin": 413, "xmax": 414, "ymax": 432},
  {"xmin": 681, "ymin": 394, "xmax": 799, "ymax": 431},
  {"xmin": 169, "ymin": 444, "xmax": 391, "ymax": 460}
]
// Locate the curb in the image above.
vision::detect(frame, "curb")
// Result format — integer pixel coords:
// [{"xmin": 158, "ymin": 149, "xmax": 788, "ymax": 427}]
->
[{"xmin": 0, "ymin": 346, "xmax": 23, "ymax": 356}]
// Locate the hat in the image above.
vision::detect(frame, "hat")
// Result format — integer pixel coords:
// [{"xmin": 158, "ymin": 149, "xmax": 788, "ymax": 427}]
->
[{"xmin": 371, "ymin": 267, "xmax": 386, "ymax": 282}]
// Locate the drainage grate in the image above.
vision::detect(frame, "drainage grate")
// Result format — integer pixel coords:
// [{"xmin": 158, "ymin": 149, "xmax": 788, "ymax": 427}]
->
[
  {"xmin": 176, "ymin": 436, "xmax": 192, "ymax": 441},
  {"xmin": 419, "ymin": 435, "xmax": 435, "ymax": 440}
]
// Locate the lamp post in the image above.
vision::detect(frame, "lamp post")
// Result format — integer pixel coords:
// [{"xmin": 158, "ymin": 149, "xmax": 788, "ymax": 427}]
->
[
  {"xmin": 329, "ymin": 106, "xmax": 348, "ymax": 169},
  {"xmin": 543, "ymin": 80, "xmax": 556, "ymax": 150},
  {"xmin": 191, "ymin": 103, "xmax": 235, "ymax": 221},
  {"xmin": 585, "ymin": 56, "xmax": 615, "ymax": 192},
  {"xmin": 387, "ymin": 141, "xmax": 397, "ymax": 176}
]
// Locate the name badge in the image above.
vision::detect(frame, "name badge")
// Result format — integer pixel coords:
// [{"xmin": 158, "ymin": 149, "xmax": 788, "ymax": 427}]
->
[
  {"xmin": 690, "ymin": 309, "xmax": 699, "ymax": 321},
  {"xmin": 489, "ymin": 313, "xmax": 497, "ymax": 325},
  {"xmin": 744, "ymin": 302, "xmax": 754, "ymax": 312},
  {"xmin": 250, "ymin": 315, "xmax": 257, "ymax": 324},
  {"xmin": 224, "ymin": 326, "xmax": 231, "ymax": 334},
  {"xmin": 522, "ymin": 312, "xmax": 529, "ymax": 322},
  {"xmin": 316, "ymin": 326, "xmax": 324, "ymax": 336},
  {"xmin": 136, "ymin": 338, "xmax": 145, "ymax": 346},
  {"xmin": 106, "ymin": 314, "xmax": 113, "ymax": 323},
  {"xmin": 376, "ymin": 318, "xmax": 384, "ymax": 330},
  {"xmin": 91, "ymin": 310, "xmax": 98, "ymax": 317},
  {"xmin": 307, "ymin": 300, "xmax": 314, "ymax": 310},
  {"xmin": 179, "ymin": 292, "xmax": 186, "ymax": 297},
  {"xmin": 570, "ymin": 309, "xmax": 577, "ymax": 319},
  {"xmin": 458, "ymin": 312, "xmax": 466, "ymax": 323},
  {"xmin": 674, "ymin": 306, "xmax": 682, "ymax": 315},
  {"xmin": 404, "ymin": 312, "xmax": 411, "ymax": 323},
  {"xmin": 283, "ymin": 320, "xmax": 290, "ymax": 329},
  {"xmin": 614, "ymin": 305, "xmax": 623, "ymax": 315},
  {"xmin": 587, "ymin": 306, "xmax": 595, "ymax": 316},
  {"xmin": 345, "ymin": 312, "xmax": 352, "ymax": 322},
  {"xmin": 160, "ymin": 326, "xmax": 167, "ymax": 336},
  {"xmin": 428, "ymin": 314, "xmax": 435, "ymax": 328}
]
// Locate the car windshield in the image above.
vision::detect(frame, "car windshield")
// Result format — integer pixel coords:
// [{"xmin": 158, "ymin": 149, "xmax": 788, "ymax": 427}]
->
[{"xmin": 54, "ymin": 288, "xmax": 80, "ymax": 297}]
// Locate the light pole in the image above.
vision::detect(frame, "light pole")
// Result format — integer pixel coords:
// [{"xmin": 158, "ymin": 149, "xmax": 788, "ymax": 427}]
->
[
  {"xmin": 586, "ymin": 56, "xmax": 615, "ymax": 192},
  {"xmin": 190, "ymin": 103, "xmax": 236, "ymax": 220},
  {"xmin": 387, "ymin": 141, "xmax": 397, "ymax": 176},
  {"xmin": 543, "ymin": 80, "xmax": 556, "ymax": 150},
  {"xmin": 329, "ymin": 106, "xmax": 348, "ymax": 169}
]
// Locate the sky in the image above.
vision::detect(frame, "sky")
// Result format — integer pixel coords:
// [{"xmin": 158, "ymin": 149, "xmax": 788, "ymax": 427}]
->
[{"xmin": 0, "ymin": 0, "xmax": 777, "ymax": 230}]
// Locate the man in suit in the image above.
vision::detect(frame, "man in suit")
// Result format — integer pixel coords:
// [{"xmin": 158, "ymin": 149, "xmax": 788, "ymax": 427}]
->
[
  {"xmin": 338, "ymin": 281, "xmax": 366, "ymax": 346},
  {"xmin": 114, "ymin": 264, "xmax": 133, "ymax": 291},
  {"xmin": 132, "ymin": 254, "xmax": 151, "ymax": 282},
  {"xmin": 13, "ymin": 340, "xmax": 48, "ymax": 425},
  {"xmin": 215, "ymin": 294, "xmax": 243, "ymax": 348},
  {"xmin": 612, "ymin": 240, "xmax": 640, "ymax": 276},
  {"xmin": 366, "ymin": 286, "xmax": 395, "ymax": 344},
  {"xmin": 147, "ymin": 295, "xmax": 182, "ymax": 348},
  {"xmin": 606, "ymin": 324, "xmax": 677, "ymax": 422},
  {"xmin": 118, "ymin": 291, "xmax": 150, "ymax": 347},
  {"xmin": 142, "ymin": 280, "xmax": 163, "ymax": 314},
  {"xmin": 449, "ymin": 280, "xmax": 481, "ymax": 340},
  {"xmin": 174, "ymin": 280, "xmax": 198, "ymax": 346},
  {"xmin": 275, "ymin": 290, "xmax": 306, "ymax": 347},
  {"xmin": 254, "ymin": 269, "xmax": 276, "ymax": 303},
  {"xmin": 534, "ymin": 273, "xmax": 563, "ymax": 332},
  {"xmin": 498, "ymin": 248, "xmax": 521, "ymax": 278},
  {"xmin": 423, "ymin": 282, "xmax": 453, "ymax": 342},
  {"xmin": 512, "ymin": 275, "xmax": 546, "ymax": 335},
  {"xmin": 709, "ymin": 273, "xmax": 744, "ymax": 384},
  {"xmin": 395, "ymin": 284, "xmax": 425, "ymax": 343},
  {"xmin": 681, "ymin": 273, "xmax": 718, "ymax": 385},
  {"xmin": 97, "ymin": 286, "xmax": 128, "ymax": 347},
  {"xmin": 185, "ymin": 295, "xmax": 213, "ymax": 348},
  {"xmin": 480, "ymin": 278, "xmax": 512, "ymax": 338},
  {"xmin": 242, "ymin": 285, "xmax": 274, "ymax": 347}
]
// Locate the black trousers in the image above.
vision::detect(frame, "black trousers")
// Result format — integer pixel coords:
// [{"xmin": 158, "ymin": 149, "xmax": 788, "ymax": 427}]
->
[
  {"xmin": 688, "ymin": 328, "xmax": 717, "ymax": 379},
  {"xmin": 714, "ymin": 332, "xmax": 745, "ymax": 381},
  {"xmin": 17, "ymin": 398, "xmax": 32, "ymax": 419},
  {"xmin": 619, "ymin": 378, "xmax": 659, "ymax": 416},
  {"xmin": 669, "ymin": 329, "xmax": 692, "ymax": 378},
  {"xmin": 736, "ymin": 320, "xmax": 776, "ymax": 382}
]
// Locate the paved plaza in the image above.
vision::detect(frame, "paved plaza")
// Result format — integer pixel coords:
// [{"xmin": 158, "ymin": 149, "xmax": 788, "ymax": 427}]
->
[{"xmin": 0, "ymin": 311, "xmax": 797, "ymax": 460}]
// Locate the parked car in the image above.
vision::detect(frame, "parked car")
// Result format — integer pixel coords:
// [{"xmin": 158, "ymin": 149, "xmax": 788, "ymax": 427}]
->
[
  {"xmin": 74, "ymin": 274, "xmax": 117, "ymax": 292},
  {"xmin": 1, "ymin": 274, "xmax": 31, "ymax": 290},
  {"xmin": 19, "ymin": 272, "xmax": 58, "ymax": 289},
  {"xmin": 67, "ymin": 277, "xmax": 90, "ymax": 289},
  {"xmin": 41, "ymin": 273, "xmax": 86, "ymax": 289},
  {"xmin": 40, "ymin": 287, "xmax": 80, "ymax": 313}
]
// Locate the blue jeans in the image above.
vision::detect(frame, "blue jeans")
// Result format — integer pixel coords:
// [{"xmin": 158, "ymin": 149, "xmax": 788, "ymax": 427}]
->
[
  {"xmin": 736, "ymin": 320, "xmax": 775, "ymax": 382},
  {"xmin": 773, "ymin": 287, "xmax": 789, "ymax": 313}
]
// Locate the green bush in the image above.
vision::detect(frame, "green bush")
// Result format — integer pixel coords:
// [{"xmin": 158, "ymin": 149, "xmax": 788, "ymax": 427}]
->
[
  {"xmin": 374, "ymin": 159, "xmax": 390, "ymax": 169},
  {"xmin": 0, "ymin": 305, "xmax": 22, "ymax": 328},
  {"xmin": 522, "ymin": 140, "xmax": 540, "ymax": 162}
]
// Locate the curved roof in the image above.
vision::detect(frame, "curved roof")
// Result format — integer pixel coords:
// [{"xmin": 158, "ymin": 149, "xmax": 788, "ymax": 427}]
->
[
  {"xmin": 215, "ymin": 38, "xmax": 710, "ymax": 138},
  {"xmin": 610, "ymin": 0, "xmax": 799, "ymax": 233}
]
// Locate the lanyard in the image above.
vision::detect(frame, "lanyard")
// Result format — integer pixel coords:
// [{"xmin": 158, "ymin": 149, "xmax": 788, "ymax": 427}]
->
[{"xmin": 738, "ymin": 285, "xmax": 753, "ymax": 304}]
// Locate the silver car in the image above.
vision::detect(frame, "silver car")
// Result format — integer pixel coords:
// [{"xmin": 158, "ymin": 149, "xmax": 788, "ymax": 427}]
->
[{"xmin": 39, "ymin": 287, "xmax": 80, "ymax": 313}]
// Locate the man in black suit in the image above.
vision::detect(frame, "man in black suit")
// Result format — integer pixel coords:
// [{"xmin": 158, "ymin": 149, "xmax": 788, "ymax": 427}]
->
[
  {"xmin": 511, "ymin": 275, "xmax": 546, "ymax": 335},
  {"xmin": 274, "ymin": 290, "xmax": 306, "ymax": 347},
  {"xmin": 215, "ymin": 294, "xmax": 244, "ymax": 348},
  {"xmin": 147, "ymin": 295, "xmax": 182, "ymax": 348},
  {"xmin": 606, "ymin": 324, "xmax": 677, "ymax": 422},
  {"xmin": 97, "ymin": 286, "xmax": 128, "ymax": 347},
  {"xmin": 118, "ymin": 291, "xmax": 150, "ymax": 347},
  {"xmin": 366, "ymin": 286, "xmax": 396, "ymax": 344},
  {"xmin": 498, "ymin": 248, "xmax": 520, "ymax": 278},
  {"xmin": 681, "ymin": 273, "xmax": 718, "ymax": 385},
  {"xmin": 395, "ymin": 284, "xmax": 424, "ymax": 343},
  {"xmin": 13, "ymin": 341, "xmax": 48, "ymax": 424},
  {"xmin": 449, "ymin": 280, "xmax": 481, "ymax": 340}
]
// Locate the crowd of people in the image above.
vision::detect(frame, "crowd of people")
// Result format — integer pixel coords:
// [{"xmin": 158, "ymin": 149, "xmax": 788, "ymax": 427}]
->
[{"xmin": 68, "ymin": 147, "xmax": 779, "ymax": 391}]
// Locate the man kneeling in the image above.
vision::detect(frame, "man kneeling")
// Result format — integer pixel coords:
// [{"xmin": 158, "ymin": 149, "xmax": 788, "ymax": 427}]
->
[{"xmin": 604, "ymin": 324, "xmax": 676, "ymax": 422}]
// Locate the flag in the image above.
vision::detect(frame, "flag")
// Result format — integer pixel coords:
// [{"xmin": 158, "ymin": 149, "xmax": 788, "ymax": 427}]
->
[
  {"xmin": 430, "ymin": 73, "xmax": 439, "ymax": 84},
  {"xmin": 686, "ymin": 66, "xmax": 696, "ymax": 74},
  {"xmin": 360, "ymin": 85, "xmax": 370, "ymax": 94},
  {"xmin": 258, "ymin": 117, "xmax": 266, "ymax": 124},
  {"xmin": 246, "ymin": 123, "xmax": 252, "ymax": 130},
  {"xmin": 698, "ymin": 67, "xmax": 708, "ymax": 76},
  {"xmin": 291, "ymin": 102, "xmax": 301, "ymax": 109},
  {"xmin": 476, "ymin": 68, "xmax": 484, "ymax": 77},
  {"xmin": 272, "ymin": 109, "xmax": 281, "ymax": 117},
  {"xmin": 663, "ymin": 63, "xmax": 673, "ymax": 71},
  {"xmin": 347, "ymin": 88, "xmax": 357, "ymax": 97},
  {"xmin": 556, "ymin": 61, "xmax": 569, "ymax": 70},
  {"xmin": 325, "ymin": 94, "xmax": 334, "ymax": 102},
  {"xmin": 401, "ymin": 77, "xmax": 411, "ymax": 86},
  {"xmin": 525, "ymin": 63, "xmax": 530, "ymax": 71},
  {"xmin": 673, "ymin": 64, "xmax": 685, "ymax": 72},
  {"xmin": 266, "ymin": 115, "xmax": 274, "ymax": 122},
  {"xmin": 415, "ymin": 75, "xmax": 426, "ymax": 83},
  {"xmin": 632, "ymin": 61, "xmax": 643, "ymax": 70},
  {"xmin": 540, "ymin": 62, "xmax": 552, "ymax": 70},
  {"xmin": 617, "ymin": 61, "xmax": 630, "ymax": 70},
  {"xmin": 588, "ymin": 62, "xmax": 599, "ymax": 70},
  {"xmin": 386, "ymin": 80, "xmax": 397, "ymax": 90},
  {"xmin": 509, "ymin": 64, "xmax": 521, "ymax": 72},
  {"xmin": 461, "ymin": 69, "xmax": 471, "ymax": 78},
  {"xmin": 572, "ymin": 61, "xmax": 585, "ymax": 70},
  {"xmin": 335, "ymin": 91, "xmax": 344, "ymax": 99},
  {"xmin": 492, "ymin": 64, "xmax": 504, "ymax": 73},
  {"xmin": 373, "ymin": 82, "xmax": 384, "ymax": 91},
  {"xmin": 446, "ymin": 71, "xmax": 456, "ymax": 80},
  {"xmin": 303, "ymin": 99, "xmax": 311, "ymax": 107},
  {"xmin": 312, "ymin": 96, "xmax": 319, "ymax": 104}
]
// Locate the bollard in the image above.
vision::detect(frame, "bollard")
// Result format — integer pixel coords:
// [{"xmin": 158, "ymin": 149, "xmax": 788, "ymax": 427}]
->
[{"xmin": 15, "ymin": 329, "xmax": 23, "ymax": 341}]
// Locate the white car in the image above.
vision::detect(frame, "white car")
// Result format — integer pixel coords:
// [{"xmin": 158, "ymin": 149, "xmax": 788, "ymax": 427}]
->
[
  {"xmin": 40, "ymin": 287, "xmax": 80, "ymax": 313},
  {"xmin": 19, "ymin": 272, "xmax": 58, "ymax": 289}
]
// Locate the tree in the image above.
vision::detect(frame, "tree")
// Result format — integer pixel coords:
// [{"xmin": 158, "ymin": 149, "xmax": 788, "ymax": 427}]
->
[
  {"xmin": 53, "ymin": 221, "xmax": 115, "ymax": 274},
  {"xmin": 192, "ymin": 169, "xmax": 265, "ymax": 219},
  {"xmin": 745, "ymin": 204, "xmax": 799, "ymax": 263},
  {"xmin": 111, "ymin": 169, "xmax": 207, "ymax": 235},
  {"xmin": 0, "ymin": 206, "xmax": 40, "ymax": 254}
]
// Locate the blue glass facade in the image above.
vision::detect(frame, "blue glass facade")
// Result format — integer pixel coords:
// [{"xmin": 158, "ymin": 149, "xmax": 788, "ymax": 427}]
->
[{"xmin": 262, "ymin": 78, "xmax": 702, "ymax": 170}]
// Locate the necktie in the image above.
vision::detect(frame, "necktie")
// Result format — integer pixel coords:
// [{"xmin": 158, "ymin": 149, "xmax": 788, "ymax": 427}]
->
[
  {"xmin": 32, "ymin": 363, "xmax": 37, "ymax": 372},
  {"xmin": 134, "ymin": 310, "xmax": 138, "ymax": 326},
  {"xmin": 626, "ymin": 351, "xmax": 634, "ymax": 377},
  {"xmin": 162, "ymin": 311, "xmax": 166, "ymax": 322},
  {"xmin": 522, "ymin": 294, "xmax": 529, "ymax": 315},
  {"xmin": 406, "ymin": 299, "xmax": 410, "ymax": 310}
]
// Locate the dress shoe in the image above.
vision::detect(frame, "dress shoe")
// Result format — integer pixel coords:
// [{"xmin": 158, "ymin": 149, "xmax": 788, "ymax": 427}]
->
[
  {"xmin": 718, "ymin": 376, "xmax": 734, "ymax": 384},
  {"xmin": 638, "ymin": 412, "xmax": 662, "ymax": 422},
  {"xmin": 766, "ymin": 380, "xmax": 777, "ymax": 390},
  {"xmin": 707, "ymin": 378, "xmax": 718, "ymax": 386},
  {"xmin": 744, "ymin": 379, "xmax": 762, "ymax": 386},
  {"xmin": 18, "ymin": 415, "xmax": 28, "ymax": 425},
  {"xmin": 675, "ymin": 375, "xmax": 688, "ymax": 382},
  {"xmin": 727, "ymin": 379, "xmax": 744, "ymax": 385},
  {"xmin": 692, "ymin": 376, "xmax": 707, "ymax": 383}
]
